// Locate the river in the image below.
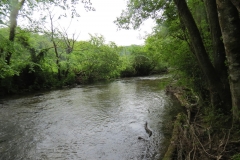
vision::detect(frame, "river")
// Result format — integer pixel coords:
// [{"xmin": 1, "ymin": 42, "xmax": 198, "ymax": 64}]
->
[{"xmin": 0, "ymin": 75, "xmax": 179, "ymax": 160}]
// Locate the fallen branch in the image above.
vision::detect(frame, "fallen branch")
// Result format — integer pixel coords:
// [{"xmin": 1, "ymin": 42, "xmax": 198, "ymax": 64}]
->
[{"xmin": 163, "ymin": 113, "xmax": 183, "ymax": 160}]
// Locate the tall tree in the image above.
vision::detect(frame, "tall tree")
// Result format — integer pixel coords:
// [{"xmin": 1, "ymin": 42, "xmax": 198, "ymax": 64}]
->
[
  {"xmin": 203, "ymin": 0, "xmax": 228, "ymax": 85},
  {"xmin": 0, "ymin": 0, "xmax": 94, "ymax": 65},
  {"xmin": 115, "ymin": 0, "xmax": 238, "ymax": 114},
  {"xmin": 172, "ymin": 0, "xmax": 231, "ymax": 111},
  {"xmin": 5, "ymin": 0, "xmax": 25, "ymax": 65},
  {"xmin": 217, "ymin": 0, "xmax": 240, "ymax": 121}
]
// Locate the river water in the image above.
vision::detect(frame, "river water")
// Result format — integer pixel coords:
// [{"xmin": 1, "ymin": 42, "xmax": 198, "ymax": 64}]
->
[{"xmin": 0, "ymin": 75, "xmax": 179, "ymax": 160}]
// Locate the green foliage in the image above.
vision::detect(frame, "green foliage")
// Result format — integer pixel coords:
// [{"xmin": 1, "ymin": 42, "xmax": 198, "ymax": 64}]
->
[
  {"xmin": 203, "ymin": 106, "xmax": 231, "ymax": 129},
  {"xmin": 115, "ymin": 0, "xmax": 171, "ymax": 29},
  {"xmin": 62, "ymin": 72, "xmax": 76, "ymax": 85},
  {"xmin": 119, "ymin": 45, "xmax": 167, "ymax": 77},
  {"xmin": 0, "ymin": 26, "xmax": 169, "ymax": 96},
  {"xmin": 130, "ymin": 46, "xmax": 154, "ymax": 76},
  {"xmin": 232, "ymin": 154, "xmax": 240, "ymax": 160},
  {"xmin": 133, "ymin": 54, "xmax": 152, "ymax": 75},
  {"xmin": 141, "ymin": 2, "xmax": 208, "ymax": 94},
  {"xmin": 0, "ymin": 0, "xmax": 94, "ymax": 27},
  {"xmin": 115, "ymin": 0, "xmax": 210, "ymax": 93},
  {"xmin": 0, "ymin": 59, "xmax": 19, "ymax": 78},
  {"xmin": 0, "ymin": 28, "xmax": 30, "ymax": 79},
  {"xmin": 72, "ymin": 35, "xmax": 122, "ymax": 83}
]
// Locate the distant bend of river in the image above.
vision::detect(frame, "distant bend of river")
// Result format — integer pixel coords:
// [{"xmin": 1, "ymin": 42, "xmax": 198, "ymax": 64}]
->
[{"xmin": 0, "ymin": 75, "xmax": 179, "ymax": 160}]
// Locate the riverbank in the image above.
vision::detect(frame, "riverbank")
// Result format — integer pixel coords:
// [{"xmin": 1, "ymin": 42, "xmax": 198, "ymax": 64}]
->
[
  {"xmin": 0, "ymin": 72, "xmax": 169, "ymax": 98},
  {"xmin": 162, "ymin": 85, "xmax": 240, "ymax": 160}
]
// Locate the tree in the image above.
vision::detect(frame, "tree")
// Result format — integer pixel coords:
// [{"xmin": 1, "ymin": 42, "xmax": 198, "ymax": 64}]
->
[
  {"xmin": 4, "ymin": 0, "xmax": 25, "ymax": 65},
  {"xmin": 172, "ymin": 0, "xmax": 231, "ymax": 111},
  {"xmin": 230, "ymin": 0, "xmax": 240, "ymax": 12},
  {"xmin": 203, "ymin": 0, "xmax": 228, "ymax": 85},
  {"xmin": 115, "ymin": 0, "xmax": 240, "ymax": 120},
  {"xmin": 72, "ymin": 35, "xmax": 121, "ymax": 82},
  {"xmin": 216, "ymin": 0, "xmax": 240, "ymax": 121},
  {"xmin": 0, "ymin": 0, "xmax": 94, "ymax": 65}
]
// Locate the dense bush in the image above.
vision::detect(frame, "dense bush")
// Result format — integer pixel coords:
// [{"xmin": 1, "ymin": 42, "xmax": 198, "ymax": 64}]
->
[{"xmin": 0, "ymin": 29, "xmax": 167, "ymax": 96}]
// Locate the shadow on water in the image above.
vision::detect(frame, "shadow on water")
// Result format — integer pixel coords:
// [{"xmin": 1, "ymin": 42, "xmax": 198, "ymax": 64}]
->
[{"xmin": 0, "ymin": 75, "xmax": 181, "ymax": 160}]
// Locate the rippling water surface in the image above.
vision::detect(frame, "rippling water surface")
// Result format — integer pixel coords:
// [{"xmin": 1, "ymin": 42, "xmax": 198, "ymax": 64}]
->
[{"xmin": 0, "ymin": 75, "xmax": 178, "ymax": 160}]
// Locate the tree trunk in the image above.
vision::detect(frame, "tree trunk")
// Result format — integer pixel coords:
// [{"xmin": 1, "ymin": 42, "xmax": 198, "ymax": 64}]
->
[
  {"xmin": 217, "ymin": 0, "xmax": 240, "ymax": 121},
  {"xmin": 173, "ymin": 0, "xmax": 231, "ymax": 112},
  {"xmin": 203, "ymin": 0, "xmax": 228, "ymax": 84},
  {"xmin": 49, "ymin": 13, "xmax": 61, "ymax": 80},
  {"xmin": 203, "ymin": 0, "xmax": 232, "ymax": 109},
  {"xmin": 5, "ymin": 0, "xmax": 25, "ymax": 65},
  {"xmin": 230, "ymin": 0, "xmax": 240, "ymax": 13},
  {"xmin": 53, "ymin": 40, "xmax": 61, "ymax": 80}
]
